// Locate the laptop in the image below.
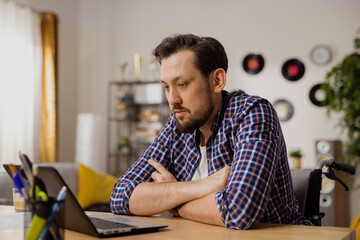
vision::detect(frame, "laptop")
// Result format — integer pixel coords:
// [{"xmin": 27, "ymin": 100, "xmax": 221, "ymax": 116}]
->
[{"xmin": 3, "ymin": 160, "xmax": 167, "ymax": 237}]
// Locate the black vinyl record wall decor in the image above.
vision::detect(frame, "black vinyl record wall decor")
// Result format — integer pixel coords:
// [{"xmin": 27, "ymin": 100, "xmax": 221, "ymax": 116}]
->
[
  {"xmin": 282, "ymin": 59, "xmax": 305, "ymax": 81},
  {"xmin": 242, "ymin": 54, "xmax": 264, "ymax": 74},
  {"xmin": 309, "ymin": 83, "xmax": 328, "ymax": 107}
]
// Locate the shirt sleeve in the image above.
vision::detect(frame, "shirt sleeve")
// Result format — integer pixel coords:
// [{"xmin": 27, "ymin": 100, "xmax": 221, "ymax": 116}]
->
[
  {"xmin": 215, "ymin": 99, "xmax": 283, "ymax": 229},
  {"xmin": 110, "ymin": 117, "xmax": 174, "ymax": 215}
]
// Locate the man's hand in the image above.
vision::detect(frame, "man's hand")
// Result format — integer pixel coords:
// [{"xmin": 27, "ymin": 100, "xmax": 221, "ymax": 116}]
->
[
  {"xmin": 197, "ymin": 165, "xmax": 231, "ymax": 196},
  {"xmin": 148, "ymin": 159, "xmax": 177, "ymax": 182},
  {"xmin": 175, "ymin": 167, "xmax": 231, "ymax": 227},
  {"xmin": 200, "ymin": 166, "xmax": 231, "ymax": 193}
]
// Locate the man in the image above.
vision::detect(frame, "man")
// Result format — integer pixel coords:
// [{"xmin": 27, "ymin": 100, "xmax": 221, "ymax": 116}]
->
[{"xmin": 110, "ymin": 34, "xmax": 311, "ymax": 230}]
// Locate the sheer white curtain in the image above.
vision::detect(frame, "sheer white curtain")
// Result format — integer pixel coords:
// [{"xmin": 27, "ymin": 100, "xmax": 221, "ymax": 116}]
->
[{"xmin": 0, "ymin": 0, "xmax": 42, "ymax": 165}]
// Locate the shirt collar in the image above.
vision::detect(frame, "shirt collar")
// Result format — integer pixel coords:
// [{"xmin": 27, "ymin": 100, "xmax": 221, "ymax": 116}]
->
[
  {"xmin": 194, "ymin": 90, "xmax": 231, "ymax": 146},
  {"xmin": 210, "ymin": 90, "xmax": 231, "ymax": 133}
]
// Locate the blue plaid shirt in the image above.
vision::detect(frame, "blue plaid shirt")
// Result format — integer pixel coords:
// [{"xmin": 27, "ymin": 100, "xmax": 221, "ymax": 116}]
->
[{"xmin": 110, "ymin": 90, "xmax": 311, "ymax": 229}]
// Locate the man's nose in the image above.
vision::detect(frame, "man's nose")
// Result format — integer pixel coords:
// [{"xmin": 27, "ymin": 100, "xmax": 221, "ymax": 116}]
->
[{"xmin": 167, "ymin": 88, "xmax": 182, "ymax": 106}]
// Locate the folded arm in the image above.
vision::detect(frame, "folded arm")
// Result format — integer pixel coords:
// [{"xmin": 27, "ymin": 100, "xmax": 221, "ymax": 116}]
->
[
  {"xmin": 128, "ymin": 159, "xmax": 230, "ymax": 220},
  {"xmin": 176, "ymin": 192, "xmax": 224, "ymax": 226},
  {"xmin": 129, "ymin": 180, "xmax": 203, "ymax": 215}
]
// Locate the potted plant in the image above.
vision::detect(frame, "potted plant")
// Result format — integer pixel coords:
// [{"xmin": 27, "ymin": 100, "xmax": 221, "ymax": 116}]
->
[
  {"xmin": 321, "ymin": 32, "xmax": 360, "ymax": 173},
  {"xmin": 289, "ymin": 149, "xmax": 303, "ymax": 169}
]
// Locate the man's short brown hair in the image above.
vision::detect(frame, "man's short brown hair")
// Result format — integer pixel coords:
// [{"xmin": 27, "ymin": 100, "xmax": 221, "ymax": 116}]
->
[{"xmin": 153, "ymin": 34, "xmax": 228, "ymax": 78}]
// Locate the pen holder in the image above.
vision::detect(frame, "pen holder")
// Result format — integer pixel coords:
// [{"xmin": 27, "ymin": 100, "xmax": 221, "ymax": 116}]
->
[{"xmin": 24, "ymin": 198, "xmax": 65, "ymax": 240}]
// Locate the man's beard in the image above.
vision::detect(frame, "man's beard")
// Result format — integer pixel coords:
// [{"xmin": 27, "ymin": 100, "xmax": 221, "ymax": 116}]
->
[{"xmin": 174, "ymin": 89, "xmax": 214, "ymax": 134}]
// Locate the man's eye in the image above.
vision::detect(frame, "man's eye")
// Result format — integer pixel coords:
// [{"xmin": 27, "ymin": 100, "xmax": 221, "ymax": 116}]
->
[
  {"xmin": 163, "ymin": 85, "xmax": 170, "ymax": 91},
  {"xmin": 178, "ymin": 83, "xmax": 187, "ymax": 88}
]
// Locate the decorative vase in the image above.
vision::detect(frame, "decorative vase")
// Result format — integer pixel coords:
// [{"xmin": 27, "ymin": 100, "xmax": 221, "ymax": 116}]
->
[{"xmin": 290, "ymin": 157, "xmax": 301, "ymax": 169}]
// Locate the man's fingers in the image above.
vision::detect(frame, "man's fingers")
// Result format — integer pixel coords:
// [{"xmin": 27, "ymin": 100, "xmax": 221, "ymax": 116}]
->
[
  {"xmin": 199, "ymin": 165, "xmax": 231, "ymax": 195},
  {"xmin": 151, "ymin": 171, "xmax": 163, "ymax": 182},
  {"xmin": 148, "ymin": 159, "xmax": 168, "ymax": 174},
  {"xmin": 149, "ymin": 159, "xmax": 177, "ymax": 183}
]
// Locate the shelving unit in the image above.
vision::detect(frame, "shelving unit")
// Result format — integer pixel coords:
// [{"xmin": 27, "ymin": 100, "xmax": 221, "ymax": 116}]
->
[{"xmin": 106, "ymin": 80, "xmax": 169, "ymax": 175}]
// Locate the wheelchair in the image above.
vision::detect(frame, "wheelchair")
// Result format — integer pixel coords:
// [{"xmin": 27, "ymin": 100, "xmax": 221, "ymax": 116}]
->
[{"xmin": 301, "ymin": 159, "xmax": 356, "ymax": 226}]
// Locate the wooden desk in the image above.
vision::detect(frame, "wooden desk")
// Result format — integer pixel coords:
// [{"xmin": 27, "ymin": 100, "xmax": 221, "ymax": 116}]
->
[{"xmin": 0, "ymin": 206, "xmax": 355, "ymax": 240}]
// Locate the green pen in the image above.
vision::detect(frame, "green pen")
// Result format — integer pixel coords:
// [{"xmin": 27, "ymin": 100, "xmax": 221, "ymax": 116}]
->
[
  {"xmin": 26, "ymin": 190, "xmax": 50, "ymax": 240},
  {"xmin": 26, "ymin": 165, "xmax": 51, "ymax": 240},
  {"xmin": 26, "ymin": 212, "xmax": 48, "ymax": 240}
]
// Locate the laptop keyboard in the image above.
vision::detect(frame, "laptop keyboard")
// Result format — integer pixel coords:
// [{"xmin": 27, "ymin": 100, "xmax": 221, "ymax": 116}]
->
[{"xmin": 90, "ymin": 217, "xmax": 135, "ymax": 230}]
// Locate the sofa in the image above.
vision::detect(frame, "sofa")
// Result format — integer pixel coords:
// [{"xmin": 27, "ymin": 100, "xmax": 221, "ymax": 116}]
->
[{"xmin": 0, "ymin": 162, "xmax": 113, "ymax": 212}]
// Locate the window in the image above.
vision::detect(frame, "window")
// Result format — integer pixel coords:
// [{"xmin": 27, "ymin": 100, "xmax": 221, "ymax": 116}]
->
[{"xmin": 0, "ymin": 0, "xmax": 42, "ymax": 165}]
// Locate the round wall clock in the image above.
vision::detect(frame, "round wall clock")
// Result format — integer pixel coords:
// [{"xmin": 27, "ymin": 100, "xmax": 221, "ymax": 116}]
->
[
  {"xmin": 310, "ymin": 45, "xmax": 332, "ymax": 65},
  {"xmin": 317, "ymin": 141, "xmax": 331, "ymax": 153},
  {"xmin": 273, "ymin": 99, "xmax": 294, "ymax": 122}
]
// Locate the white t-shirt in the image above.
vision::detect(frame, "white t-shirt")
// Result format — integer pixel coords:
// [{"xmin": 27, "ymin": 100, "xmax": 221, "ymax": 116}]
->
[{"xmin": 191, "ymin": 146, "xmax": 209, "ymax": 181}]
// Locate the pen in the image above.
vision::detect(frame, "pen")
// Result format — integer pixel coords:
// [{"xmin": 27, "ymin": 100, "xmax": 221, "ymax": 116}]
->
[
  {"xmin": 9, "ymin": 163, "xmax": 17, "ymax": 175},
  {"xmin": 30, "ymin": 165, "xmax": 48, "ymax": 201},
  {"xmin": 25, "ymin": 202, "xmax": 51, "ymax": 240},
  {"xmin": 33, "ymin": 165, "xmax": 47, "ymax": 192},
  {"xmin": 21, "ymin": 188, "xmax": 29, "ymax": 200},
  {"xmin": 25, "ymin": 167, "xmax": 50, "ymax": 240},
  {"xmin": 18, "ymin": 151, "xmax": 34, "ymax": 186},
  {"xmin": 10, "ymin": 164, "xmax": 24, "ymax": 197},
  {"xmin": 39, "ymin": 186, "xmax": 67, "ymax": 240},
  {"xmin": 33, "ymin": 185, "xmax": 48, "ymax": 201}
]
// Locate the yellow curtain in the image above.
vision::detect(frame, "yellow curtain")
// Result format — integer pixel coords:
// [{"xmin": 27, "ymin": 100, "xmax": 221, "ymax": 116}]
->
[{"xmin": 39, "ymin": 12, "xmax": 57, "ymax": 162}]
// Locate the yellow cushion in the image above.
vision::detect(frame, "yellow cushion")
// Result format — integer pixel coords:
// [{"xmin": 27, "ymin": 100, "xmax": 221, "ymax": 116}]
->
[
  {"xmin": 77, "ymin": 163, "xmax": 117, "ymax": 209},
  {"xmin": 351, "ymin": 213, "xmax": 360, "ymax": 240}
]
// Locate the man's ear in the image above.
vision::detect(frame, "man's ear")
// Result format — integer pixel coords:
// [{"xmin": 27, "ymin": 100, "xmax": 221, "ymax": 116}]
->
[{"xmin": 211, "ymin": 68, "xmax": 226, "ymax": 93}]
